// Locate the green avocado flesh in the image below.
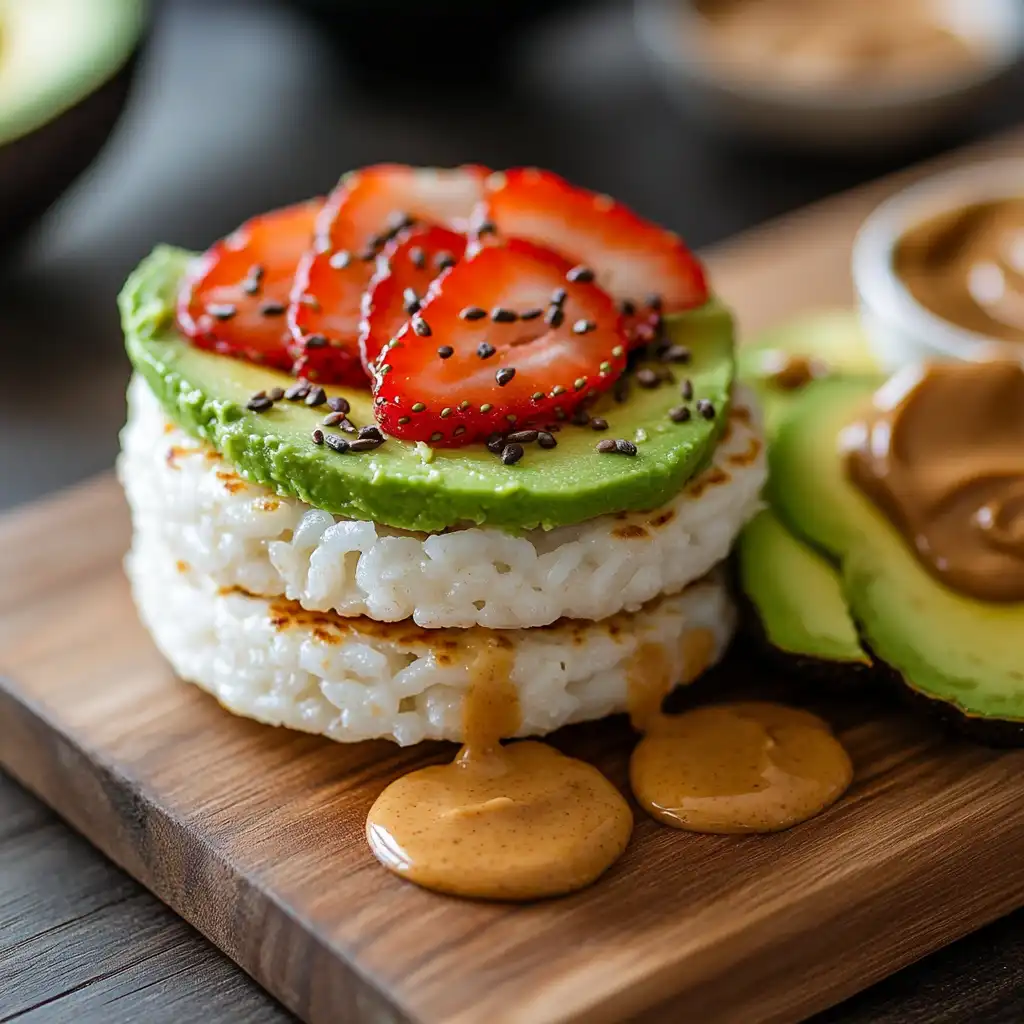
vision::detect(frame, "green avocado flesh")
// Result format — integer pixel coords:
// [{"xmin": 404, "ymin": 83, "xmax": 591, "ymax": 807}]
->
[
  {"xmin": 0, "ymin": 0, "xmax": 143, "ymax": 145},
  {"xmin": 736, "ymin": 309, "xmax": 874, "ymax": 666},
  {"xmin": 737, "ymin": 308, "xmax": 877, "ymax": 438},
  {"xmin": 121, "ymin": 246, "xmax": 735, "ymax": 533},
  {"xmin": 772, "ymin": 377, "xmax": 1024, "ymax": 724},
  {"xmin": 739, "ymin": 508, "xmax": 869, "ymax": 665}
]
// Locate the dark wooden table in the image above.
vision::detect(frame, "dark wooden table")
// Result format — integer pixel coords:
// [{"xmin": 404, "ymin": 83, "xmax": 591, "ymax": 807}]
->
[{"xmin": 2, "ymin": 2, "xmax": 1023, "ymax": 1021}]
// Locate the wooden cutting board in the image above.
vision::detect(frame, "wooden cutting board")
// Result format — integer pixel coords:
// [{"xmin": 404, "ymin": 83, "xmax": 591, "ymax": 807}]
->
[{"xmin": 3, "ymin": 132, "xmax": 1024, "ymax": 1024}]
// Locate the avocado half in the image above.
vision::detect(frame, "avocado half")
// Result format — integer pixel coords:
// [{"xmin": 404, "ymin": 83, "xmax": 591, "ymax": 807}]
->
[
  {"xmin": 736, "ymin": 309, "xmax": 878, "ymax": 675},
  {"xmin": 0, "ymin": 0, "xmax": 144, "ymax": 241},
  {"xmin": 771, "ymin": 377, "xmax": 1024, "ymax": 742},
  {"xmin": 121, "ymin": 246, "xmax": 736, "ymax": 534}
]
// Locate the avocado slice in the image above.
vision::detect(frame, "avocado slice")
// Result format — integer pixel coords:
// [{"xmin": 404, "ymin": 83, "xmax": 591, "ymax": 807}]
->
[
  {"xmin": 737, "ymin": 308, "xmax": 877, "ymax": 437},
  {"xmin": 121, "ymin": 246, "xmax": 736, "ymax": 534},
  {"xmin": 0, "ymin": 0, "xmax": 143, "ymax": 238},
  {"xmin": 738, "ymin": 508, "xmax": 870, "ymax": 666},
  {"xmin": 772, "ymin": 377, "xmax": 1024, "ymax": 732}
]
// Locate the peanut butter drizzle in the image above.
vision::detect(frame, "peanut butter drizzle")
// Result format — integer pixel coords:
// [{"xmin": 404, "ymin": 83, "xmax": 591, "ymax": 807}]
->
[
  {"xmin": 627, "ymin": 637, "xmax": 851, "ymax": 833},
  {"xmin": 630, "ymin": 702, "xmax": 852, "ymax": 834},
  {"xmin": 895, "ymin": 199, "xmax": 1024, "ymax": 344},
  {"xmin": 365, "ymin": 641, "xmax": 632, "ymax": 901},
  {"xmin": 844, "ymin": 362, "xmax": 1024, "ymax": 602}
]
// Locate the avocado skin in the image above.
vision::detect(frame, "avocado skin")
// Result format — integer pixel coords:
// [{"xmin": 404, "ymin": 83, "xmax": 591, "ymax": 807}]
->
[
  {"xmin": 0, "ymin": 59, "xmax": 137, "ymax": 243},
  {"xmin": 121, "ymin": 246, "xmax": 736, "ymax": 534},
  {"xmin": 771, "ymin": 377, "xmax": 1024, "ymax": 741}
]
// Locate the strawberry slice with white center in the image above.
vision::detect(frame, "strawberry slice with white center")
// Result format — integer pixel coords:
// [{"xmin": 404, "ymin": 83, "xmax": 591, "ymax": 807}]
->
[
  {"xmin": 177, "ymin": 199, "xmax": 321, "ymax": 371},
  {"xmin": 477, "ymin": 168, "xmax": 708, "ymax": 345},
  {"xmin": 289, "ymin": 164, "xmax": 488, "ymax": 384},
  {"xmin": 371, "ymin": 238, "xmax": 628, "ymax": 446},
  {"xmin": 359, "ymin": 224, "xmax": 467, "ymax": 374}
]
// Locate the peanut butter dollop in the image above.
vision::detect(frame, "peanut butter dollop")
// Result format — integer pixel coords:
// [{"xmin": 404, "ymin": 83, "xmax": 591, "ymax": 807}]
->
[
  {"xmin": 627, "ymin": 641, "xmax": 851, "ymax": 833},
  {"xmin": 895, "ymin": 199, "xmax": 1024, "ymax": 344},
  {"xmin": 844, "ymin": 362, "xmax": 1024, "ymax": 602},
  {"xmin": 365, "ymin": 642, "xmax": 632, "ymax": 901}
]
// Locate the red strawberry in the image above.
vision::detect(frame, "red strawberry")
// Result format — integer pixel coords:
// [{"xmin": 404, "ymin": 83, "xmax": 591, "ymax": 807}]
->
[
  {"xmin": 177, "ymin": 199, "xmax": 321, "ymax": 371},
  {"xmin": 477, "ymin": 168, "xmax": 708, "ymax": 345},
  {"xmin": 371, "ymin": 238, "xmax": 628, "ymax": 446},
  {"xmin": 359, "ymin": 225, "xmax": 467, "ymax": 373},
  {"xmin": 290, "ymin": 164, "xmax": 487, "ymax": 384}
]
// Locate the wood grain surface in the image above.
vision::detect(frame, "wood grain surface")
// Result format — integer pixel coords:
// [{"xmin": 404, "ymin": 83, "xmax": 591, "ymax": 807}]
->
[{"xmin": 2, "ymin": 131, "xmax": 1024, "ymax": 1024}]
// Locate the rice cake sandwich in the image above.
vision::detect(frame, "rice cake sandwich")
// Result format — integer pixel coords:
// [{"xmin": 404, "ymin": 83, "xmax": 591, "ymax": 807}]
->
[{"xmin": 117, "ymin": 164, "xmax": 767, "ymax": 747}]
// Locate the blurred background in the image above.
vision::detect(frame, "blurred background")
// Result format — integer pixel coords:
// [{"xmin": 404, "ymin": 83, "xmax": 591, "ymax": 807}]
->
[{"xmin": 0, "ymin": 0, "xmax": 1022, "ymax": 511}]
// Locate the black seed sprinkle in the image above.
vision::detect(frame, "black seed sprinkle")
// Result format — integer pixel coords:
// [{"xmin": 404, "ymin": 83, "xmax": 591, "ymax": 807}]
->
[
  {"xmin": 388, "ymin": 210, "xmax": 415, "ymax": 233},
  {"xmin": 349, "ymin": 437, "xmax": 384, "ymax": 452},
  {"xmin": 403, "ymin": 288, "xmax": 421, "ymax": 314},
  {"xmin": 697, "ymin": 399, "xmax": 716, "ymax": 420},
  {"xmin": 324, "ymin": 434, "xmax": 350, "ymax": 453},
  {"xmin": 544, "ymin": 307, "xmax": 565, "ymax": 328},
  {"xmin": 305, "ymin": 386, "xmax": 327, "ymax": 407},
  {"xmin": 360, "ymin": 246, "xmax": 378, "ymax": 262},
  {"xmin": 250, "ymin": 389, "xmax": 267, "ymax": 400},
  {"xmin": 613, "ymin": 378, "xmax": 630, "ymax": 403},
  {"xmin": 572, "ymin": 319, "xmax": 595, "ymax": 335},
  {"xmin": 566, "ymin": 265, "xmax": 595, "ymax": 284},
  {"xmin": 339, "ymin": 419, "xmax": 357, "ymax": 433},
  {"xmin": 267, "ymin": 387, "xmax": 285, "ymax": 402},
  {"xmin": 246, "ymin": 396, "xmax": 273, "ymax": 412},
  {"xmin": 662, "ymin": 344, "xmax": 691, "ymax": 364},
  {"xmin": 412, "ymin": 317, "xmax": 432, "ymax": 337},
  {"xmin": 615, "ymin": 438, "xmax": 638, "ymax": 455},
  {"xmin": 312, "ymin": 428, "xmax": 325, "ymax": 445},
  {"xmin": 477, "ymin": 342, "xmax": 496, "ymax": 359},
  {"xmin": 646, "ymin": 293, "xmax": 663, "ymax": 311},
  {"xmin": 207, "ymin": 303, "xmax": 237, "ymax": 320},
  {"xmin": 571, "ymin": 407, "xmax": 591, "ymax": 426},
  {"xmin": 619, "ymin": 299, "xmax": 636, "ymax": 316},
  {"xmin": 507, "ymin": 429, "xmax": 538, "ymax": 444},
  {"xmin": 435, "ymin": 251, "xmax": 456, "ymax": 271},
  {"xmin": 590, "ymin": 417, "xmax": 608, "ymax": 431},
  {"xmin": 538, "ymin": 431, "xmax": 557, "ymax": 449},
  {"xmin": 486, "ymin": 434, "xmax": 505, "ymax": 454},
  {"xmin": 681, "ymin": 379, "xmax": 694, "ymax": 400},
  {"xmin": 596, "ymin": 438, "xmax": 617, "ymax": 453},
  {"xmin": 322, "ymin": 411, "xmax": 348, "ymax": 427},
  {"xmin": 259, "ymin": 301, "xmax": 286, "ymax": 317},
  {"xmin": 550, "ymin": 287, "xmax": 568, "ymax": 307},
  {"xmin": 520, "ymin": 308, "xmax": 543, "ymax": 321},
  {"xmin": 284, "ymin": 382, "xmax": 310, "ymax": 401},
  {"xmin": 495, "ymin": 367, "xmax": 516, "ymax": 386},
  {"xmin": 359, "ymin": 425, "xmax": 384, "ymax": 441},
  {"xmin": 327, "ymin": 396, "xmax": 350, "ymax": 414},
  {"xmin": 476, "ymin": 219, "xmax": 497, "ymax": 236},
  {"xmin": 305, "ymin": 334, "xmax": 328, "ymax": 349},
  {"xmin": 501, "ymin": 443, "xmax": 524, "ymax": 465},
  {"xmin": 491, "ymin": 307, "xmax": 518, "ymax": 323},
  {"xmin": 668, "ymin": 405, "xmax": 691, "ymax": 423},
  {"xmin": 437, "ymin": 345, "xmax": 454, "ymax": 359},
  {"xmin": 657, "ymin": 367, "xmax": 676, "ymax": 385},
  {"xmin": 636, "ymin": 368, "xmax": 659, "ymax": 389},
  {"xmin": 460, "ymin": 306, "xmax": 487, "ymax": 321},
  {"xmin": 329, "ymin": 250, "xmax": 352, "ymax": 270},
  {"xmin": 409, "ymin": 246, "xmax": 426, "ymax": 269}
]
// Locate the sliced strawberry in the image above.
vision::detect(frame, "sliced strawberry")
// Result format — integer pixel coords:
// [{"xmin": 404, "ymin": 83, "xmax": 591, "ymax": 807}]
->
[
  {"xmin": 477, "ymin": 168, "xmax": 708, "ymax": 345},
  {"xmin": 290, "ymin": 164, "xmax": 487, "ymax": 384},
  {"xmin": 359, "ymin": 225, "xmax": 467, "ymax": 373},
  {"xmin": 371, "ymin": 238, "xmax": 628, "ymax": 446},
  {"xmin": 177, "ymin": 199, "xmax": 321, "ymax": 371}
]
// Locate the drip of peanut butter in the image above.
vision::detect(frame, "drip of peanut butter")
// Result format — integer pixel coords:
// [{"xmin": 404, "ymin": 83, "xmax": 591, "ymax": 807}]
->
[
  {"xmin": 627, "ymin": 637, "xmax": 851, "ymax": 833},
  {"xmin": 365, "ymin": 641, "xmax": 633, "ymax": 901},
  {"xmin": 844, "ymin": 362, "xmax": 1024, "ymax": 602},
  {"xmin": 895, "ymin": 199, "xmax": 1024, "ymax": 344}
]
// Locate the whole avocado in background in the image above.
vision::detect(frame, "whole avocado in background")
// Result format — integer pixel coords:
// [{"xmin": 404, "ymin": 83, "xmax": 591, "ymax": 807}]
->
[{"xmin": 0, "ymin": 0, "xmax": 144, "ymax": 241}]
